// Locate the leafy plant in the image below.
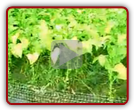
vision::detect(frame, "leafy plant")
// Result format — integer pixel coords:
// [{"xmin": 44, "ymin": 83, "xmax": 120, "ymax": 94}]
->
[{"xmin": 8, "ymin": 8, "xmax": 127, "ymax": 102}]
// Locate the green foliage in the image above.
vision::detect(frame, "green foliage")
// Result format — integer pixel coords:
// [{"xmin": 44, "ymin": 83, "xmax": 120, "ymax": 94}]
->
[{"xmin": 8, "ymin": 8, "xmax": 127, "ymax": 101}]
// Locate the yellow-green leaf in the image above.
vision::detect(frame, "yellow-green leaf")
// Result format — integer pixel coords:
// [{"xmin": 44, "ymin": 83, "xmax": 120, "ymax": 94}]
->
[
  {"xmin": 100, "ymin": 36, "xmax": 110, "ymax": 44},
  {"xmin": 71, "ymin": 36, "xmax": 78, "ymax": 40},
  {"xmin": 39, "ymin": 20, "xmax": 48, "ymax": 36},
  {"xmin": 91, "ymin": 39, "xmax": 102, "ymax": 50},
  {"xmin": 98, "ymin": 55, "xmax": 106, "ymax": 66},
  {"xmin": 117, "ymin": 34, "xmax": 126, "ymax": 44},
  {"xmin": 68, "ymin": 15, "xmax": 77, "ymax": 27},
  {"xmin": 113, "ymin": 63, "xmax": 127, "ymax": 80},
  {"xmin": 11, "ymin": 33, "xmax": 19, "ymax": 44},
  {"xmin": 82, "ymin": 40, "xmax": 92, "ymax": 54},
  {"xmin": 77, "ymin": 9, "xmax": 83, "ymax": 14},
  {"xmin": 92, "ymin": 57, "xmax": 98, "ymax": 64},
  {"xmin": 20, "ymin": 38, "xmax": 29, "ymax": 49},
  {"xmin": 89, "ymin": 28, "xmax": 99, "ymax": 39},
  {"xmin": 105, "ymin": 21, "xmax": 114, "ymax": 34},
  {"xmin": 26, "ymin": 52, "xmax": 40, "ymax": 65},
  {"xmin": 39, "ymin": 20, "xmax": 53, "ymax": 50},
  {"xmin": 11, "ymin": 43, "xmax": 23, "ymax": 58}
]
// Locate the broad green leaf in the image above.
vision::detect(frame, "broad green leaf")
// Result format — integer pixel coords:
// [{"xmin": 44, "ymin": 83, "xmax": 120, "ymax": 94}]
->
[
  {"xmin": 39, "ymin": 20, "xmax": 49, "ymax": 37},
  {"xmin": 71, "ymin": 36, "xmax": 78, "ymax": 40},
  {"xmin": 92, "ymin": 57, "xmax": 98, "ymax": 64},
  {"xmin": 77, "ymin": 9, "xmax": 84, "ymax": 14},
  {"xmin": 20, "ymin": 38, "xmax": 29, "ymax": 50},
  {"xmin": 32, "ymin": 40, "xmax": 42, "ymax": 53},
  {"xmin": 39, "ymin": 20, "xmax": 53, "ymax": 50},
  {"xmin": 117, "ymin": 34, "xmax": 126, "ymax": 44},
  {"xmin": 26, "ymin": 52, "xmax": 40, "ymax": 65},
  {"xmin": 11, "ymin": 43, "xmax": 23, "ymax": 58},
  {"xmin": 99, "ymin": 36, "xmax": 110, "ymax": 45},
  {"xmin": 68, "ymin": 15, "xmax": 77, "ymax": 28},
  {"xmin": 82, "ymin": 40, "xmax": 92, "ymax": 54},
  {"xmin": 91, "ymin": 39, "xmax": 102, "ymax": 50},
  {"xmin": 91, "ymin": 37, "xmax": 109, "ymax": 50},
  {"xmin": 54, "ymin": 35, "xmax": 63, "ymax": 40},
  {"xmin": 11, "ymin": 33, "xmax": 19, "ymax": 44},
  {"xmin": 88, "ymin": 27, "xmax": 99, "ymax": 39},
  {"xmin": 98, "ymin": 54, "xmax": 106, "ymax": 66},
  {"xmin": 105, "ymin": 21, "xmax": 115, "ymax": 34},
  {"xmin": 113, "ymin": 63, "xmax": 127, "ymax": 80}
]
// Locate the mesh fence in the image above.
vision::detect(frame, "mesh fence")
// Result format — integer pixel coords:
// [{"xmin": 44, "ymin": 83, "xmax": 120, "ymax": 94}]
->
[{"xmin": 8, "ymin": 83, "xmax": 127, "ymax": 103}]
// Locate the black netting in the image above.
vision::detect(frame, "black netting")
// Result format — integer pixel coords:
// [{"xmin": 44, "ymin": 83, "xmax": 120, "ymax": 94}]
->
[{"xmin": 8, "ymin": 83, "xmax": 126, "ymax": 103}]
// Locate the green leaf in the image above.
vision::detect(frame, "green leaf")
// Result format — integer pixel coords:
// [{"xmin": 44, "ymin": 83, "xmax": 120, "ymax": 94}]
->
[
  {"xmin": 11, "ymin": 33, "xmax": 19, "ymax": 44},
  {"xmin": 92, "ymin": 57, "xmax": 98, "ymax": 64},
  {"xmin": 39, "ymin": 20, "xmax": 53, "ymax": 50},
  {"xmin": 98, "ymin": 54, "xmax": 106, "ymax": 66},
  {"xmin": 11, "ymin": 43, "xmax": 23, "ymax": 58},
  {"xmin": 113, "ymin": 63, "xmax": 127, "ymax": 80},
  {"xmin": 117, "ymin": 34, "xmax": 126, "ymax": 45},
  {"xmin": 26, "ymin": 52, "xmax": 40, "ymax": 65},
  {"xmin": 20, "ymin": 37, "xmax": 29, "ymax": 50},
  {"xmin": 82, "ymin": 40, "xmax": 92, "ymax": 54}
]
